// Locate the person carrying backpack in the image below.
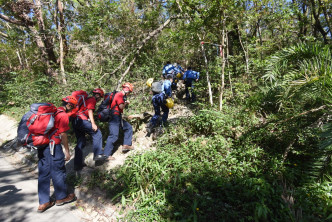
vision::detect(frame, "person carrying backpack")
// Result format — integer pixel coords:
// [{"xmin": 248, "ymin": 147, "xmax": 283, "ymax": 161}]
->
[
  {"xmin": 148, "ymin": 74, "xmax": 173, "ymax": 130},
  {"xmin": 162, "ymin": 61, "xmax": 176, "ymax": 79},
  {"xmin": 172, "ymin": 62, "xmax": 185, "ymax": 90},
  {"xmin": 72, "ymin": 88, "xmax": 105, "ymax": 171},
  {"xmin": 103, "ymin": 83, "xmax": 134, "ymax": 160},
  {"xmin": 183, "ymin": 67, "xmax": 200, "ymax": 102},
  {"xmin": 37, "ymin": 96, "xmax": 77, "ymax": 213}
]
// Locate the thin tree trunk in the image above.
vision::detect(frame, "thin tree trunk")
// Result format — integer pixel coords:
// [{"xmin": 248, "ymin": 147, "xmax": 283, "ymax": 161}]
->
[
  {"xmin": 200, "ymin": 39, "xmax": 213, "ymax": 106},
  {"xmin": 226, "ymin": 30, "xmax": 233, "ymax": 97},
  {"xmin": 57, "ymin": 0, "xmax": 67, "ymax": 84},
  {"xmin": 219, "ymin": 23, "xmax": 226, "ymax": 111},
  {"xmin": 57, "ymin": 0, "xmax": 68, "ymax": 56},
  {"xmin": 0, "ymin": 31, "xmax": 8, "ymax": 38},
  {"xmin": 16, "ymin": 50, "xmax": 23, "ymax": 68}
]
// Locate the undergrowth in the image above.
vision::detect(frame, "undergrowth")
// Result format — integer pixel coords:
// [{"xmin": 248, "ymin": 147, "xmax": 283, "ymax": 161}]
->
[{"xmin": 87, "ymin": 105, "xmax": 332, "ymax": 221}]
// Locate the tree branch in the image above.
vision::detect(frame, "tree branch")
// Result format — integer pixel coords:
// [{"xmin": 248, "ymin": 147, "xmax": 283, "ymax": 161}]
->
[
  {"xmin": 100, "ymin": 15, "xmax": 180, "ymax": 84},
  {"xmin": 0, "ymin": 31, "xmax": 8, "ymax": 38},
  {"xmin": 0, "ymin": 14, "xmax": 26, "ymax": 26}
]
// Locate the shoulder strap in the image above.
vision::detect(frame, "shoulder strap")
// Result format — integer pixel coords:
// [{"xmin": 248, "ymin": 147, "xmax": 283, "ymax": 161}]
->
[{"xmin": 109, "ymin": 91, "xmax": 118, "ymax": 110}]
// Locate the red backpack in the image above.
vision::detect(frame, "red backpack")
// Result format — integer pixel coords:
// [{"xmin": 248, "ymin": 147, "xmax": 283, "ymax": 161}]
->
[
  {"xmin": 17, "ymin": 103, "xmax": 61, "ymax": 148},
  {"xmin": 68, "ymin": 90, "xmax": 89, "ymax": 117},
  {"xmin": 71, "ymin": 90, "xmax": 88, "ymax": 107}
]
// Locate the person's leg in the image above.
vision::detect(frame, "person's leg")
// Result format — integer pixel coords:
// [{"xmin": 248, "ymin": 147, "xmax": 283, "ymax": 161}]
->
[
  {"xmin": 73, "ymin": 118, "xmax": 86, "ymax": 169},
  {"xmin": 122, "ymin": 120, "xmax": 133, "ymax": 146},
  {"xmin": 103, "ymin": 115, "xmax": 121, "ymax": 157},
  {"xmin": 185, "ymin": 81, "xmax": 192, "ymax": 101},
  {"xmin": 50, "ymin": 144, "xmax": 67, "ymax": 201},
  {"xmin": 150, "ymin": 95, "xmax": 161, "ymax": 127},
  {"xmin": 38, "ymin": 147, "xmax": 51, "ymax": 205},
  {"xmin": 82, "ymin": 120, "xmax": 103, "ymax": 158},
  {"xmin": 191, "ymin": 82, "xmax": 196, "ymax": 102},
  {"xmin": 161, "ymin": 103, "xmax": 169, "ymax": 126}
]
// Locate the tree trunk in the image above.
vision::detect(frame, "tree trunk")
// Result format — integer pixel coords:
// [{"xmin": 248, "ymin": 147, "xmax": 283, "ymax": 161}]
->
[
  {"xmin": 28, "ymin": 26, "xmax": 57, "ymax": 77},
  {"xmin": 34, "ymin": 0, "xmax": 57, "ymax": 64},
  {"xmin": 16, "ymin": 50, "xmax": 23, "ymax": 69},
  {"xmin": 200, "ymin": 39, "xmax": 213, "ymax": 106},
  {"xmin": 226, "ymin": 30, "xmax": 233, "ymax": 97},
  {"xmin": 57, "ymin": 0, "xmax": 67, "ymax": 84},
  {"xmin": 310, "ymin": 0, "xmax": 328, "ymax": 43},
  {"xmin": 219, "ymin": 23, "xmax": 226, "ymax": 111}
]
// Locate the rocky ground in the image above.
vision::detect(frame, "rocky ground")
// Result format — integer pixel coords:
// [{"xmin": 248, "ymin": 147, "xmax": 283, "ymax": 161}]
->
[{"xmin": 0, "ymin": 94, "xmax": 193, "ymax": 221}]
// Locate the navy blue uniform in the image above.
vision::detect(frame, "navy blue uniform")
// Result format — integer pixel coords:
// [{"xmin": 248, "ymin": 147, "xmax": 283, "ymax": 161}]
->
[
  {"xmin": 37, "ymin": 107, "xmax": 68, "ymax": 205},
  {"xmin": 72, "ymin": 97, "xmax": 103, "ymax": 169},
  {"xmin": 150, "ymin": 79, "xmax": 172, "ymax": 127},
  {"xmin": 103, "ymin": 92, "xmax": 133, "ymax": 157},
  {"xmin": 183, "ymin": 69, "xmax": 200, "ymax": 102}
]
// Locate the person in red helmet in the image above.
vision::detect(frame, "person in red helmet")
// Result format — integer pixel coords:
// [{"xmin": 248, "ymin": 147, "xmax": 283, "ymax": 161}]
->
[
  {"xmin": 103, "ymin": 83, "xmax": 134, "ymax": 160},
  {"xmin": 72, "ymin": 88, "xmax": 106, "ymax": 171},
  {"xmin": 37, "ymin": 96, "xmax": 77, "ymax": 213}
]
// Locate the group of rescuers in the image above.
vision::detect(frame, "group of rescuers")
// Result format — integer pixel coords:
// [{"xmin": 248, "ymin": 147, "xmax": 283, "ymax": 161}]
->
[{"xmin": 35, "ymin": 62, "xmax": 199, "ymax": 213}]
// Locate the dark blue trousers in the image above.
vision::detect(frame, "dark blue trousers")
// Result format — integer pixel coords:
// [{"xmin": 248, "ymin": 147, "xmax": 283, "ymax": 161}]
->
[
  {"xmin": 150, "ymin": 93, "xmax": 169, "ymax": 127},
  {"xmin": 72, "ymin": 118, "xmax": 103, "ymax": 168},
  {"xmin": 38, "ymin": 144, "xmax": 67, "ymax": 204},
  {"xmin": 103, "ymin": 115, "xmax": 133, "ymax": 157},
  {"xmin": 185, "ymin": 79, "xmax": 196, "ymax": 101}
]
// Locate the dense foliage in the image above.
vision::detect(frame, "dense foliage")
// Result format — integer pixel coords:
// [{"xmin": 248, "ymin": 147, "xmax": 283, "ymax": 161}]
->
[{"xmin": 1, "ymin": 0, "xmax": 332, "ymax": 221}]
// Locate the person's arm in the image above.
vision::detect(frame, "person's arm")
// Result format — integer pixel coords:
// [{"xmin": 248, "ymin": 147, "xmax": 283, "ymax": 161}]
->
[
  {"xmin": 119, "ymin": 99, "xmax": 129, "ymax": 110},
  {"xmin": 88, "ymin": 109, "xmax": 98, "ymax": 131},
  {"xmin": 196, "ymin": 71, "xmax": 200, "ymax": 81},
  {"xmin": 61, "ymin": 132, "xmax": 71, "ymax": 161}
]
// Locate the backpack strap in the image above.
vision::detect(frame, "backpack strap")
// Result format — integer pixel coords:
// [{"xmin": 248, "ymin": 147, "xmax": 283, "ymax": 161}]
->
[
  {"xmin": 109, "ymin": 91, "xmax": 120, "ymax": 115},
  {"xmin": 76, "ymin": 96, "xmax": 93, "ymax": 119}
]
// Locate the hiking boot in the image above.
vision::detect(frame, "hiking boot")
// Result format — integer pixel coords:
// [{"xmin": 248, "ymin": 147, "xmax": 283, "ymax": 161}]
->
[
  {"xmin": 37, "ymin": 200, "xmax": 55, "ymax": 213},
  {"xmin": 93, "ymin": 154, "xmax": 106, "ymax": 161},
  {"xmin": 56, "ymin": 193, "xmax": 76, "ymax": 206},
  {"xmin": 146, "ymin": 122, "xmax": 153, "ymax": 128},
  {"xmin": 122, "ymin": 145, "xmax": 134, "ymax": 152}
]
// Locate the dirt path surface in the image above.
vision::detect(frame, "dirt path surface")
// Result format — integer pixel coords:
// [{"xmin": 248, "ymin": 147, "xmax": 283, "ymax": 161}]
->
[{"xmin": 0, "ymin": 155, "xmax": 85, "ymax": 222}]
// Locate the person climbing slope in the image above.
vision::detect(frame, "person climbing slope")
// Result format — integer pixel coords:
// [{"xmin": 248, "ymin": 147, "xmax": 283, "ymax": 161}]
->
[
  {"xmin": 148, "ymin": 74, "xmax": 173, "ymax": 130},
  {"xmin": 183, "ymin": 67, "xmax": 200, "ymax": 102},
  {"xmin": 103, "ymin": 83, "xmax": 134, "ymax": 160},
  {"xmin": 72, "ymin": 88, "xmax": 106, "ymax": 171}
]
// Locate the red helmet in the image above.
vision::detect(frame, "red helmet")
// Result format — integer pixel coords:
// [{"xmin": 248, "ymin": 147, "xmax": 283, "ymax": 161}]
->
[
  {"xmin": 93, "ymin": 88, "xmax": 104, "ymax": 97},
  {"xmin": 62, "ymin": 96, "xmax": 78, "ymax": 106},
  {"xmin": 122, "ymin": 82, "xmax": 134, "ymax": 92}
]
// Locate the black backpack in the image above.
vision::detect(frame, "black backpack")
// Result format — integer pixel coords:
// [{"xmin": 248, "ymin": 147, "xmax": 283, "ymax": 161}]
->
[{"xmin": 97, "ymin": 91, "xmax": 118, "ymax": 122}]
